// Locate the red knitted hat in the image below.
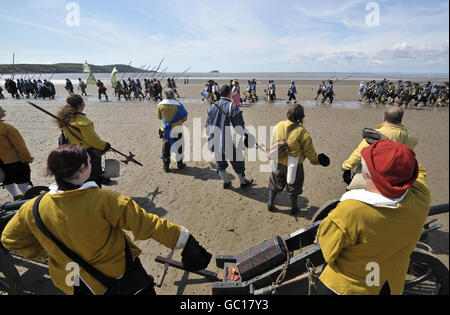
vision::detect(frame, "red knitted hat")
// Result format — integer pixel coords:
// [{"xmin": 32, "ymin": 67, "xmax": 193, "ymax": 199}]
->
[{"xmin": 361, "ymin": 139, "xmax": 419, "ymax": 199}]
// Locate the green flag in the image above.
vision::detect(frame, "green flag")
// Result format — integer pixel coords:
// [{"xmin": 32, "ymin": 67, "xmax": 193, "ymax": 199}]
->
[
  {"xmin": 82, "ymin": 62, "xmax": 97, "ymax": 85},
  {"xmin": 86, "ymin": 72, "xmax": 97, "ymax": 85},
  {"xmin": 82, "ymin": 62, "xmax": 91, "ymax": 73},
  {"xmin": 111, "ymin": 66, "xmax": 118, "ymax": 88}
]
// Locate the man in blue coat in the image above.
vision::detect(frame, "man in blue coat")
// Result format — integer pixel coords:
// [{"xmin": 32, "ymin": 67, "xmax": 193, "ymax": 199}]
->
[
  {"xmin": 287, "ymin": 81, "xmax": 298, "ymax": 104},
  {"xmin": 206, "ymin": 85, "xmax": 254, "ymax": 189}
]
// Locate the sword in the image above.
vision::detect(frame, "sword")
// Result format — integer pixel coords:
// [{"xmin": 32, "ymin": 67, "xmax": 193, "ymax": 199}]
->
[{"xmin": 26, "ymin": 101, "xmax": 144, "ymax": 167}]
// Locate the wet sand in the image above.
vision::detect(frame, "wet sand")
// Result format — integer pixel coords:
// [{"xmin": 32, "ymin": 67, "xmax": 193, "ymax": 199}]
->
[{"xmin": 0, "ymin": 81, "xmax": 448, "ymax": 295}]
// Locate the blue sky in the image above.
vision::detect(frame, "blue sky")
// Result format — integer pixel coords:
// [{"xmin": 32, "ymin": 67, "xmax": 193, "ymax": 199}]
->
[{"xmin": 1, "ymin": 0, "xmax": 448, "ymax": 73}]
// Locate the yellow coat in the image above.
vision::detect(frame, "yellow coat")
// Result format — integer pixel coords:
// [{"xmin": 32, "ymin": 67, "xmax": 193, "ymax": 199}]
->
[
  {"xmin": 157, "ymin": 102, "xmax": 188, "ymax": 132},
  {"xmin": 0, "ymin": 121, "xmax": 34, "ymax": 164},
  {"xmin": 271, "ymin": 120, "xmax": 320, "ymax": 166},
  {"xmin": 63, "ymin": 114, "xmax": 107, "ymax": 151},
  {"xmin": 316, "ymin": 166, "xmax": 431, "ymax": 295},
  {"xmin": 343, "ymin": 124, "xmax": 418, "ymax": 170},
  {"xmin": 1, "ymin": 188, "xmax": 182, "ymax": 295}
]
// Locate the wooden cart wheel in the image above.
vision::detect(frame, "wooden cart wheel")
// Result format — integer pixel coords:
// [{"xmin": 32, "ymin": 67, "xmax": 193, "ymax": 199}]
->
[
  {"xmin": 404, "ymin": 247, "xmax": 449, "ymax": 295},
  {"xmin": 0, "ymin": 249, "xmax": 22, "ymax": 295},
  {"xmin": 23, "ymin": 186, "xmax": 50, "ymax": 200},
  {"xmin": 311, "ymin": 199, "xmax": 340, "ymax": 223}
]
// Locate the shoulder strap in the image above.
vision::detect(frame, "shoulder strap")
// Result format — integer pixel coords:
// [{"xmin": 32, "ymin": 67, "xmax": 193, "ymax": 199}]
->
[
  {"xmin": 285, "ymin": 123, "xmax": 300, "ymax": 142},
  {"xmin": 32, "ymin": 193, "xmax": 115, "ymax": 288},
  {"xmin": 64, "ymin": 124, "xmax": 83, "ymax": 146},
  {"xmin": 213, "ymin": 102, "xmax": 232, "ymax": 122}
]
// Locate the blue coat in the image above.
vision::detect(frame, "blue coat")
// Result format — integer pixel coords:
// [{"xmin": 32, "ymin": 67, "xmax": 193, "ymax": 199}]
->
[
  {"xmin": 289, "ymin": 85, "xmax": 297, "ymax": 94},
  {"xmin": 205, "ymin": 97, "xmax": 246, "ymax": 155}
]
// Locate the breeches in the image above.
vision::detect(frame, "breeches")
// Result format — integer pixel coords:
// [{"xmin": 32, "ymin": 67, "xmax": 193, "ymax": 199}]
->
[
  {"xmin": 0, "ymin": 160, "xmax": 31, "ymax": 185},
  {"xmin": 162, "ymin": 133, "xmax": 184, "ymax": 163},
  {"xmin": 268, "ymin": 163, "xmax": 305, "ymax": 196}
]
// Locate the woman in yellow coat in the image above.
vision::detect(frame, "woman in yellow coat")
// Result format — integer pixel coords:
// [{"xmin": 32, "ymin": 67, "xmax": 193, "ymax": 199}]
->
[
  {"xmin": 267, "ymin": 104, "xmax": 330, "ymax": 215},
  {"xmin": 1, "ymin": 144, "xmax": 212, "ymax": 295},
  {"xmin": 0, "ymin": 105, "xmax": 34, "ymax": 201},
  {"xmin": 56, "ymin": 94, "xmax": 111, "ymax": 186}
]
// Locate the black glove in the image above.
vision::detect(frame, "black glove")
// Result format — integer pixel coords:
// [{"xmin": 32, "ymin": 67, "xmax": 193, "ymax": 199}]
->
[
  {"xmin": 318, "ymin": 153, "xmax": 330, "ymax": 167},
  {"xmin": 244, "ymin": 133, "xmax": 256, "ymax": 149},
  {"xmin": 104, "ymin": 142, "xmax": 111, "ymax": 153},
  {"xmin": 343, "ymin": 170, "xmax": 352, "ymax": 185},
  {"xmin": 158, "ymin": 129, "xmax": 164, "ymax": 139},
  {"xmin": 181, "ymin": 235, "xmax": 212, "ymax": 272}
]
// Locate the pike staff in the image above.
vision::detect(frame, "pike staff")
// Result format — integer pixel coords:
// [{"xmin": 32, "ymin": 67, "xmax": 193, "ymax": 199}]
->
[
  {"xmin": 150, "ymin": 58, "xmax": 165, "ymax": 81},
  {"xmin": 163, "ymin": 66, "xmax": 191, "ymax": 89},
  {"xmin": 130, "ymin": 65, "xmax": 145, "ymax": 80},
  {"xmin": 120, "ymin": 61, "xmax": 132, "ymax": 81},
  {"xmin": 138, "ymin": 65, "xmax": 152, "ymax": 80},
  {"xmin": 26, "ymin": 101, "xmax": 144, "ymax": 167}
]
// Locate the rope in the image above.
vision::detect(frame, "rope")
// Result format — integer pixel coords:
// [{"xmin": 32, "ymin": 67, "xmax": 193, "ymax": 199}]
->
[
  {"xmin": 273, "ymin": 238, "xmax": 291, "ymax": 288},
  {"xmin": 307, "ymin": 259, "xmax": 319, "ymax": 295}
]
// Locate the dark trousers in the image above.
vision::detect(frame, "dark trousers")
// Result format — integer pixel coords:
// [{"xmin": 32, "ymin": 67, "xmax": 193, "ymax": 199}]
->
[
  {"xmin": 162, "ymin": 133, "xmax": 184, "ymax": 165},
  {"xmin": 268, "ymin": 163, "xmax": 304, "ymax": 196},
  {"xmin": 215, "ymin": 149, "xmax": 245, "ymax": 175},
  {"xmin": 87, "ymin": 148, "xmax": 103, "ymax": 186},
  {"xmin": 288, "ymin": 93, "xmax": 296, "ymax": 101}
]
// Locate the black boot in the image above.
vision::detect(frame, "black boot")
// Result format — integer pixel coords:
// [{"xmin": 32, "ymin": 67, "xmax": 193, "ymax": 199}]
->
[
  {"xmin": 163, "ymin": 160, "xmax": 170, "ymax": 173},
  {"xmin": 268, "ymin": 190, "xmax": 277, "ymax": 212},
  {"xmin": 290, "ymin": 195, "xmax": 299, "ymax": 215},
  {"xmin": 177, "ymin": 160, "xmax": 186, "ymax": 169}
]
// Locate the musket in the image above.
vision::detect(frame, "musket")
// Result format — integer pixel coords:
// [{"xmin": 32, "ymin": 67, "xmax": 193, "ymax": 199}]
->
[
  {"xmin": 26, "ymin": 101, "xmax": 144, "ymax": 167},
  {"xmin": 48, "ymin": 73, "xmax": 55, "ymax": 81}
]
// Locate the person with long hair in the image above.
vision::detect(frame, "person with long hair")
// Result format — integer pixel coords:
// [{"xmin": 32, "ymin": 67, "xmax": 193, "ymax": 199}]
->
[
  {"xmin": 56, "ymin": 94, "xmax": 111, "ymax": 186},
  {"xmin": 1, "ymin": 144, "xmax": 212, "ymax": 295}
]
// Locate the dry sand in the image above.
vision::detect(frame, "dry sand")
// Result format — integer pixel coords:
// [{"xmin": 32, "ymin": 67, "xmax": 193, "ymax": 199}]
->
[{"xmin": 0, "ymin": 80, "xmax": 448, "ymax": 295}]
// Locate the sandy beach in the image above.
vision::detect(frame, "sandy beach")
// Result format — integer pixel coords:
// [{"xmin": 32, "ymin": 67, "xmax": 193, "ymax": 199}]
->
[{"xmin": 1, "ymin": 79, "xmax": 448, "ymax": 295}]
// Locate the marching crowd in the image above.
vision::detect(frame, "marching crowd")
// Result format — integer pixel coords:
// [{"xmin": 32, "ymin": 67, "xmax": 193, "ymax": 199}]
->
[
  {"xmin": 202, "ymin": 79, "xmax": 335, "ymax": 105},
  {"xmin": 359, "ymin": 79, "xmax": 449, "ymax": 108},
  {"xmin": 2, "ymin": 78, "xmax": 56, "ymax": 100},
  {"xmin": 3, "ymin": 76, "xmax": 449, "ymax": 110}
]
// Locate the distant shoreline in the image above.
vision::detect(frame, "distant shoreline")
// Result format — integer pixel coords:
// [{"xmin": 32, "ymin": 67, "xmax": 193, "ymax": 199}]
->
[{"xmin": 0, "ymin": 64, "xmax": 448, "ymax": 79}]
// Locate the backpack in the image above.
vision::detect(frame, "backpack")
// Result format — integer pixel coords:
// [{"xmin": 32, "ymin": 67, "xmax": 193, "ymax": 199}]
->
[{"xmin": 266, "ymin": 122, "xmax": 299, "ymax": 160}]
